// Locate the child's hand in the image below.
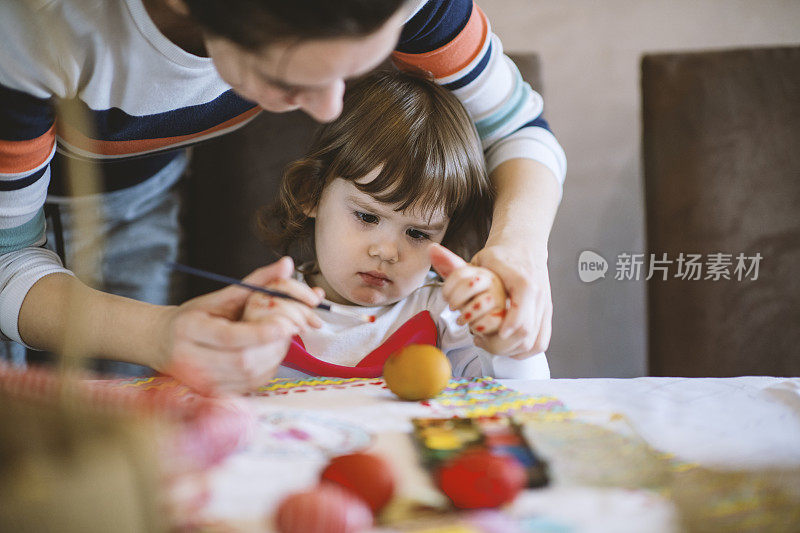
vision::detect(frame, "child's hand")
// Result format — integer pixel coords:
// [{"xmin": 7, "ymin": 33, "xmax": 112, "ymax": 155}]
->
[{"xmin": 430, "ymin": 243, "xmax": 518, "ymax": 355}]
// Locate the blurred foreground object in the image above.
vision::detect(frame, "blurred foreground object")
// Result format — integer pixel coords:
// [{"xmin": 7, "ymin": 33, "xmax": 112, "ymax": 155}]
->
[
  {"xmin": 0, "ymin": 365, "xmax": 166, "ymax": 531},
  {"xmin": 0, "ymin": 365, "xmax": 252, "ymax": 531}
]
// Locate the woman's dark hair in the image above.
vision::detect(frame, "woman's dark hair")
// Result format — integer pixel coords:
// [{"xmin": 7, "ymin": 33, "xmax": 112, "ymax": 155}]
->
[
  {"xmin": 184, "ymin": 0, "xmax": 407, "ymax": 50},
  {"xmin": 259, "ymin": 70, "xmax": 493, "ymax": 263}
]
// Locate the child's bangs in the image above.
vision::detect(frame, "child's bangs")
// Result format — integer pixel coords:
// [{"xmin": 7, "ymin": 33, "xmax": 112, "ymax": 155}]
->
[{"xmin": 329, "ymin": 117, "xmax": 474, "ymax": 222}]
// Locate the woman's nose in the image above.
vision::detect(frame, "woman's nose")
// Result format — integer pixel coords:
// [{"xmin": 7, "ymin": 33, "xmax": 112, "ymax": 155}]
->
[{"xmin": 295, "ymin": 79, "xmax": 345, "ymax": 123}]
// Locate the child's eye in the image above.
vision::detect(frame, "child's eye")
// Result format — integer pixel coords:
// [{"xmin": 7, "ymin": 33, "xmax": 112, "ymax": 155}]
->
[
  {"xmin": 354, "ymin": 211, "xmax": 379, "ymax": 224},
  {"xmin": 406, "ymin": 228, "xmax": 431, "ymax": 241}
]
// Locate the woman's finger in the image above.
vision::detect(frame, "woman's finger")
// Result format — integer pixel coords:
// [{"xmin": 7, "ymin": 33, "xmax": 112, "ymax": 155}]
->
[
  {"xmin": 167, "ymin": 344, "xmax": 253, "ymax": 395},
  {"xmin": 175, "ymin": 309, "xmax": 297, "ymax": 349},
  {"xmin": 492, "ymin": 269, "xmax": 524, "ymax": 337},
  {"xmin": 456, "ymin": 291, "xmax": 501, "ymax": 326},
  {"xmin": 468, "ymin": 311, "xmax": 503, "ymax": 336},
  {"xmin": 244, "ymin": 294, "xmax": 322, "ymax": 330},
  {"xmin": 442, "ymin": 268, "xmax": 493, "ymax": 310},
  {"xmin": 263, "ymin": 276, "xmax": 322, "ymax": 308},
  {"xmin": 186, "ymin": 258, "xmax": 297, "ymax": 319},
  {"xmin": 532, "ymin": 298, "xmax": 553, "ymax": 353}
]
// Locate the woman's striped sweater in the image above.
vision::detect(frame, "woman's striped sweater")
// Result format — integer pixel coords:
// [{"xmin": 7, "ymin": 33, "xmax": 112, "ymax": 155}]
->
[{"xmin": 0, "ymin": 0, "xmax": 565, "ymax": 344}]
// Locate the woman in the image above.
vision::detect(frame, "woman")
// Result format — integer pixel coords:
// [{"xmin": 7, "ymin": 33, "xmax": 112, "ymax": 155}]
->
[{"xmin": 0, "ymin": 0, "xmax": 565, "ymax": 392}]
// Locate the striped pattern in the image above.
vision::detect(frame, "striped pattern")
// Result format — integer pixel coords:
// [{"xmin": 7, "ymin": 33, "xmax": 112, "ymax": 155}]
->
[
  {"xmin": 0, "ymin": 84, "xmax": 56, "ymax": 179},
  {"xmin": 55, "ymin": 89, "xmax": 259, "ymax": 160},
  {"xmin": 395, "ymin": 3, "xmax": 488, "ymax": 79},
  {"xmin": 0, "ymin": 85, "xmax": 57, "ymax": 259},
  {"xmin": 57, "ymin": 104, "xmax": 260, "ymax": 160},
  {"xmin": 0, "ymin": 209, "xmax": 45, "ymax": 254},
  {"xmin": 0, "ymin": 83, "xmax": 260, "ymax": 279},
  {"xmin": 396, "ymin": 0, "xmax": 566, "ymax": 182},
  {"xmin": 0, "ymin": 0, "xmax": 267, "ymax": 344},
  {"xmin": 0, "ymin": 126, "xmax": 55, "ymax": 173}
]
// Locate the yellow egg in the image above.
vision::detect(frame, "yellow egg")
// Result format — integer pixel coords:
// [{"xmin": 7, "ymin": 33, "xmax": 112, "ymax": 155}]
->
[{"xmin": 383, "ymin": 344, "xmax": 452, "ymax": 401}]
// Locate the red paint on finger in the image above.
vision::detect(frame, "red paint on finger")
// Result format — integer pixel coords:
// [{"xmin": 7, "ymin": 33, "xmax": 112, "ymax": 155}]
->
[
  {"xmin": 491, "ymin": 310, "xmax": 507, "ymax": 318},
  {"xmin": 464, "ymin": 313, "xmax": 472, "ymax": 320},
  {"xmin": 267, "ymin": 300, "xmax": 276, "ymax": 309},
  {"xmin": 472, "ymin": 302, "xmax": 481, "ymax": 310},
  {"xmin": 475, "ymin": 326, "xmax": 485, "ymax": 332}
]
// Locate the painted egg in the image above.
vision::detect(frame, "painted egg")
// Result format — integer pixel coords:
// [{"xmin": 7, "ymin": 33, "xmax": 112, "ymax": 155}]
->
[
  {"xmin": 274, "ymin": 483, "xmax": 373, "ymax": 533},
  {"xmin": 178, "ymin": 399, "xmax": 254, "ymax": 469},
  {"xmin": 437, "ymin": 450, "xmax": 526, "ymax": 509},
  {"xmin": 383, "ymin": 344, "xmax": 451, "ymax": 401},
  {"xmin": 321, "ymin": 452, "xmax": 395, "ymax": 513}
]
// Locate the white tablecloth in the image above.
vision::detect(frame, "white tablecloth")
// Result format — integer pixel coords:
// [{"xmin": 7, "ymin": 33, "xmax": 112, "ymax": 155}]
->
[
  {"xmin": 507, "ymin": 377, "xmax": 800, "ymax": 469},
  {"xmin": 206, "ymin": 376, "xmax": 800, "ymax": 532}
]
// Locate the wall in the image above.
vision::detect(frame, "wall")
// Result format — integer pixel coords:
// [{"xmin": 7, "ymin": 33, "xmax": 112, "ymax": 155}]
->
[{"xmin": 478, "ymin": 0, "xmax": 800, "ymax": 377}]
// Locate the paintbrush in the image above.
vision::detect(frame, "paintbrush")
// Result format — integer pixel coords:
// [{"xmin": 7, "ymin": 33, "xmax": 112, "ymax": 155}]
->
[{"xmin": 168, "ymin": 262, "xmax": 375, "ymax": 323}]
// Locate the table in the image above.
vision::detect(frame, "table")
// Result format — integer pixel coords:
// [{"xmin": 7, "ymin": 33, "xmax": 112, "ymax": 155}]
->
[
  {"xmin": 205, "ymin": 376, "xmax": 800, "ymax": 532},
  {"xmin": 511, "ymin": 377, "xmax": 800, "ymax": 469}
]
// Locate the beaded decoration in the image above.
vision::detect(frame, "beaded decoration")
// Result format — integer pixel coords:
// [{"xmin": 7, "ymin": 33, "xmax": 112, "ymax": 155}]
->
[
  {"xmin": 429, "ymin": 377, "xmax": 568, "ymax": 418},
  {"xmin": 116, "ymin": 376, "xmax": 191, "ymax": 395},
  {"xmin": 257, "ymin": 377, "xmax": 385, "ymax": 396},
  {"xmin": 115, "ymin": 376, "xmax": 569, "ymax": 421},
  {"xmin": 253, "ymin": 376, "xmax": 569, "ymax": 418}
]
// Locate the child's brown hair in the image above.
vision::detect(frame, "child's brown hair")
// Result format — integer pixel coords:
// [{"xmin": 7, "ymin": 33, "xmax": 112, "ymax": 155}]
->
[{"xmin": 258, "ymin": 70, "xmax": 493, "ymax": 262}]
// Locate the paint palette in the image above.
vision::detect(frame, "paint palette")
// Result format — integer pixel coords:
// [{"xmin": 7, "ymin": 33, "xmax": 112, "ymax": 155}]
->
[{"xmin": 411, "ymin": 416, "xmax": 549, "ymax": 488}]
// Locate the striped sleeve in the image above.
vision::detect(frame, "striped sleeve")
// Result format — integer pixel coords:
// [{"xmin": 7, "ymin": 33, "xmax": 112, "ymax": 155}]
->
[
  {"xmin": 394, "ymin": 0, "xmax": 567, "ymax": 188},
  {"xmin": 0, "ymin": 82, "xmax": 71, "ymax": 345}
]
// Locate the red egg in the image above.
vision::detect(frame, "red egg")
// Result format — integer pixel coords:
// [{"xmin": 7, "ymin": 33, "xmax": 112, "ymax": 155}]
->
[
  {"xmin": 436, "ymin": 450, "xmax": 526, "ymax": 509},
  {"xmin": 274, "ymin": 483, "xmax": 373, "ymax": 533},
  {"xmin": 320, "ymin": 452, "xmax": 395, "ymax": 513}
]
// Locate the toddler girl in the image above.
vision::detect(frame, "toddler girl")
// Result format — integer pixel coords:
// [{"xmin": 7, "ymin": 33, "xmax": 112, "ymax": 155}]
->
[{"xmin": 243, "ymin": 71, "xmax": 550, "ymax": 380}]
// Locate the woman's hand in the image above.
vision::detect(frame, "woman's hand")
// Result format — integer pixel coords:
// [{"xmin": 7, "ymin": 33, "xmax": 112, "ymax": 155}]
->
[
  {"xmin": 471, "ymin": 243, "xmax": 552, "ymax": 359},
  {"xmin": 158, "ymin": 257, "xmax": 323, "ymax": 395},
  {"xmin": 471, "ymin": 157, "xmax": 560, "ymax": 359},
  {"xmin": 238, "ymin": 276, "xmax": 325, "ymax": 385}
]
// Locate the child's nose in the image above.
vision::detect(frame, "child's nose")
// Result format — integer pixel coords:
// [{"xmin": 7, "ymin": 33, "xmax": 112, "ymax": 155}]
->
[{"xmin": 368, "ymin": 241, "xmax": 398, "ymax": 263}]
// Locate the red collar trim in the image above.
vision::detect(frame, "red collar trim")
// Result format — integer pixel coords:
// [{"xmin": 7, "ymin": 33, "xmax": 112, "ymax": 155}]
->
[{"xmin": 281, "ymin": 311, "xmax": 437, "ymax": 378}]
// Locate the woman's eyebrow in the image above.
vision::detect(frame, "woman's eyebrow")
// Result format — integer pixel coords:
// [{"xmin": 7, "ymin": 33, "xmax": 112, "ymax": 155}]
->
[{"xmin": 256, "ymin": 70, "xmax": 325, "ymax": 92}]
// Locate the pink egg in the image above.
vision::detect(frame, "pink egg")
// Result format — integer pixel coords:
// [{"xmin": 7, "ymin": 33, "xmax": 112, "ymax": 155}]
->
[
  {"xmin": 178, "ymin": 399, "xmax": 255, "ymax": 468},
  {"xmin": 274, "ymin": 483, "xmax": 374, "ymax": 533}
]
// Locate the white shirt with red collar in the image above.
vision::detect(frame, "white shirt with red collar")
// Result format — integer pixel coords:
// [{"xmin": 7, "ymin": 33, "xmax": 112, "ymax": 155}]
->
[{"xmin": 277, "ymin": 271, "xmax": 550, "ymax": 380}]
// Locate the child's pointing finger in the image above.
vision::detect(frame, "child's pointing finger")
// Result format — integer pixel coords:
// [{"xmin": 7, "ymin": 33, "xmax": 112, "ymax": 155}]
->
[{"xmin": 429, "ymin": 242, "xmax": 467, "ymax": 279}]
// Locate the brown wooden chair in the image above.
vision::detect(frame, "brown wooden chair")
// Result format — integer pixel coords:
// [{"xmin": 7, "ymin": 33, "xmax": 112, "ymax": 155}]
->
[
  {"xmin": 183, "ymin": 54, "xmax": 542, "ymax": 296},
  {"xmin": 642, "ymin": 46, "xmax": 800, "ymax": 377}
]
